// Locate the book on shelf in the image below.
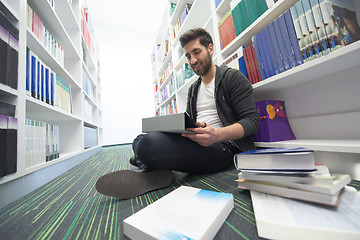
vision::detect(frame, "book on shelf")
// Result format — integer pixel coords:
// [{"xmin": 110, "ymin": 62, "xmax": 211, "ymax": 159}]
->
[
  {"xmin": 218, "ymin": 10, "xmax": 236, "ymax": 50},
  {"xmin": 123, "ymin": 186, "xmax": 234, "ymax": 240},
  {"xmin": 27, "ymin": 4, "xmax": 65, "ymax": 66},
  {"xmin": 253, "ymin": 100, "xmax": 296, "ymax": 142},
  {"xmin": 236, "ymin": 46, "xmax": 248, "ymax": 78},
  {"xmin": 233, "ymin": 147, "xmax": 315, "ymax": 171},
  {"xmin": 250, "ymin": 189, "xmax": 360, "ymax": 239},
  {"xmin": 301, "ymin": 0, "xmax": 324, "ymax": 58},
  {"xmin": 27, "ymin": 48, "xmax": 72, "ymax": 113},
  {"xmin": 142, "ymin": 112, "xmax": 197, "ymax": 134},
  {"xmin": 319, "ymin": 0, "xmax": 360, "ymax": 52},
  {"xmin": 230, "ymin": 0, "xmax": 268, "ymax": 37},
  {"xmin": 295, "ymin": 1, "xmax": 317, "ymax": 62},
  {"xmin": 238, "ymin": 171, "xmax": 351, "ymax": 195},
  {"xmin": 0, "ymin": 114, "xmax": 17, "ymax": 177},
  {"xmin": 0, "ymin": 6, "xmax": 18, "ymax": 90},
  {"xmin": 26, "ymin": 119, "xmax": 60, "ymax": 168}
]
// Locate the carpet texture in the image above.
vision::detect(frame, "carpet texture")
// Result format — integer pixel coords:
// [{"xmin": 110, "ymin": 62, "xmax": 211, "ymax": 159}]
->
[{"xmin": 0, "ymin": 144, "xmax": 359, "ymax": 240}]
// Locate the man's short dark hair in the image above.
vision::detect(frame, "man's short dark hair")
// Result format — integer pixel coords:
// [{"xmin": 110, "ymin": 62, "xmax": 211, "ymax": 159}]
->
[{"xmin": 179, "ymin": 28, "xmax": 213, "ymax": 48}]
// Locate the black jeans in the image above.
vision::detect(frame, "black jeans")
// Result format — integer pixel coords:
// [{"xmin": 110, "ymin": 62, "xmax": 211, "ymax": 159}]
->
[{"xmin": 132, "ymin": 132, "xmax": 237, "ymax": 174}]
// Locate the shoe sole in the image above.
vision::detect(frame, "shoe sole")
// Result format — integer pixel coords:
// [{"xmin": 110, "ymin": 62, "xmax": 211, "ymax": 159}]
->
[{"xmin": 95, "ymin": 169, "xmax": 173, "ymax": 199}]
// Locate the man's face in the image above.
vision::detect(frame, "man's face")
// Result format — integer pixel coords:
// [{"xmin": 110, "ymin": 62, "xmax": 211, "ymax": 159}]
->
[{"xmin": 183, "ymin": 38, "xmax": 214, "ymax": 76}]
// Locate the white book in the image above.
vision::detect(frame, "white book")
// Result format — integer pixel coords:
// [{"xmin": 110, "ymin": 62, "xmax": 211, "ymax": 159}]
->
[
  {"xmin": 240, "ymin": 165, "xmax": 333, "ymax": 185},
  {"xmin": 238, "ymin": 172, "xmax": 351, "ymax": 195},
  {"xmin": 123, "ymin": 186, "xmax": 234, "ymax": 240},
  {"xmin": 251, "ymin": 188, "xmax": 360, "ymax": 240},
  {"xmin": 236, "ymin": 178, "xmax": 343, "ymax": 206}
]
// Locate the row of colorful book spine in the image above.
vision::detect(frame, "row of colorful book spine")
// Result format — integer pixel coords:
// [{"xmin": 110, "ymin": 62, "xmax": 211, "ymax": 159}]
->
[
  {"xmin": 226, "ymin": 0, "xmax": 360, "ymax": 84},
  {"xmin": 81, "ymin": 1, "xmax": 91, "ymax": 53},
  {"xmin": 0, "ymin": 1, "xmax": 18, "ymax": 90},
  {"xmin": 160, "ymin": 76, "xmax": 176, "ymax": 104},
  {"xmin": 25, "ymin": 119, "xmax": 59, "ymax": 169},
  {"xmin": 160, "ymin": 98, "xmax": 177, "ymax": 116},
  {"xmin": 26, "ymin": 48, "xmax": 73, "ymax": 113},
  {"xmin": 27, "ymin": 4, "xmax": 65, "ymax": 67},
  {"xmin": 172, "ymin": 3, "xmax": 192, "ymax": 40}
]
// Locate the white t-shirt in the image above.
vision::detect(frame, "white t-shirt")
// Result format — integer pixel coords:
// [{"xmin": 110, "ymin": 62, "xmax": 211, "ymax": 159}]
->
[{"xmin": 196, "ymin": 78, "xmax": 223, "ymax": 129}]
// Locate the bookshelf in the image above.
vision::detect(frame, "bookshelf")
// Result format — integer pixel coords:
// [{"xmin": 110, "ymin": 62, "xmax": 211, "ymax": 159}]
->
[
  {"xmin": 0, "ymin": 0, "xmax": 102, "ymax": 192},
  {"xmin": 151, "ymin": 0, "xmax": 360, "ymax": 179}
]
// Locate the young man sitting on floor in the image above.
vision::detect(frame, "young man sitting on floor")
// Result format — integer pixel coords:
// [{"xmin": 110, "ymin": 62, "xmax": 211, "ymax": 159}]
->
[{"xmin": 95, "ymin": 28, "xmax": 259, "ymax": 199}]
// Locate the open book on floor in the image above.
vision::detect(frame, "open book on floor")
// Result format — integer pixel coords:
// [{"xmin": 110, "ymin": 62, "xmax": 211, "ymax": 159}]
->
[
  {"xmin": 123, "ymin": 186, "xmax": 234, "ymax": 240},
  {"xmin": 142, "ymin": 112, "xmax": 198, "ymax": 133},
  {"xmin": 251, "ymin": 188, "xmax": 360, "ymax": 240}
]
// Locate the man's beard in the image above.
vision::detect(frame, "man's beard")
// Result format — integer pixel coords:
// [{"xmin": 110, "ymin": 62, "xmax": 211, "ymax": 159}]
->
[{"xmin": 193, "ymin": 50, "xmax": 212, "ymax": 76}]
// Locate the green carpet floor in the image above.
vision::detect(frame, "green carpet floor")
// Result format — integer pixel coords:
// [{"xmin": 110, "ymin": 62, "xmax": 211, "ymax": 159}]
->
[{"xmin": 0, "ymin": 144, "xmax": 359, "ymax": 239}]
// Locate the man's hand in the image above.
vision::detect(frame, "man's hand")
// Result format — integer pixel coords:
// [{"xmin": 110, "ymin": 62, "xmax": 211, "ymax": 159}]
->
[
  {"xmin": 182, "ymin": 122, "xmax": 219, "ymax": 147},
  {"xmin": 182, "ymin": 122, "xmax": 245, "ymax": 147}
]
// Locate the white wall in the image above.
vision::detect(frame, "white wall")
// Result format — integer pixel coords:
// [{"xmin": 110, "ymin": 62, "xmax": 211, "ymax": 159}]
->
[{"xmin": 86, "ymin": 0, "xmax": 168, "ymax": 145}]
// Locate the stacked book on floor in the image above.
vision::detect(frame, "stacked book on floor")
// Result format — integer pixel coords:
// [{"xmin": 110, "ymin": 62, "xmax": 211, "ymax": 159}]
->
[{"xmin": 234, "ymin": 147, "xmax": 351, "ymax": 206}]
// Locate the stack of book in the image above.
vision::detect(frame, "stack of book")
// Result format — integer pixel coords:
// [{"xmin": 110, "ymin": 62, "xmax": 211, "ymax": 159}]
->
[{"xmin": 234, "ymin": 147, "xmax": 351, "ymax": 206}]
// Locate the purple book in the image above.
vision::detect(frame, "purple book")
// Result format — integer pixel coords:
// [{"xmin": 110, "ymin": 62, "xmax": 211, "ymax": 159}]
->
[{"xmin": 254, "ymin": 100, "xmax": 296, "ymax": 142}]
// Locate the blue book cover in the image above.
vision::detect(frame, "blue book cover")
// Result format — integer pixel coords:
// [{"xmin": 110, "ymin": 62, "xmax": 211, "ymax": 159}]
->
[
  {"xmin": 40, "ymin": 63, "xmax": 44, "ymax": 102},
  {"xmin": 263, "ymin": 26, "xmax": 280, "ymax": 75},
  {"xmin": 276, "ymin": 15, "xmax": 297, "ymax": 68},
  {"xmin": 36, "ymin": 59, "xmax": 40, "ymax": 99},
  {"xmin": 272, "ymin": 18, "xmax": 291, "ymax": 70},
  {"xmin": 255, "ymin": 31, "xmax": 274, "ymax": 78},
  {"xmin": 284, "ymin": 9, "xmax": 304, "ymax": 66},
  {"xmin": 237, "ymin": 46, "xmax": 248, "ymax": 79},
  {"xmin": 25, "ymin": 48, "xmax": 30, "ymax": 95},
  {"xmin": 30, "ymin": 53, "xmax": 36, "ymax": 98},
  {"xmin": 239, "ymin": 147, "xmax": 313, "ymax": 155},
  {"xmin": 252, "ymin": 37, "xmax": 265, "ymax": 80},
  {"xmin": 45, "ymin": 67, "xmax": 50, "ymax": 104},
  {"xmin": 267, "ymin": 22, "xmax": 285, "ymax": 73},
  {"xmin": 50, "ymin": 71, "xmax": 54, "ymax": 106}
]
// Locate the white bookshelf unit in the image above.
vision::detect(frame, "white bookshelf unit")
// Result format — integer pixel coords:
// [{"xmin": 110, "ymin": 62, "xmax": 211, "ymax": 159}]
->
[
  {"xmin": 151, "ymin": 0, "xmax": 360, "ymax": 179},
  {"xmin": 0, "ymin": 0, "xmax": 102, "ymax": 207}
]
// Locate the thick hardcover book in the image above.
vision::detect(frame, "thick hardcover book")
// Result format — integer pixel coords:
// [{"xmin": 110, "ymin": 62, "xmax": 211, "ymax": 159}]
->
[
  {"xmin": 0, "ymin": 114, "xmax": 7, "ymax": 177},
  {"xmin": 142, "ymin": 112, "xmax": 198, "ymax": 134},
  {"xmin": 237, "ymin": 179, "xmax": 344, "ymax": 206},
  {"xmin": 233, "ymin": 147, "xmax": 315, "ymax": 171},
  {"xmin": 252, "ymin": 36, "xmax": 265, "ymax": 80},
  {"xmin": 286, "ymin": 8, "xmax": 306, "ymax": 65},
  {"xmin": 272, "ymin": 19, "xmax": 291, "ymax": 71},
  {"xmin": 238, "ymin": 172, "xmax": 350, "ymax": 195},
  {"xmin": 123, "ymin": 186, "xmax": 234, "ymax": 240},
  {"xmin": 240, "ymin": 164, "xmax": 333, "ymax": 185},
  {"xmin": 267, "ymin": 22, "xmax": 285, "ymax": 73},
  {"xmin": 276, "ymin": 14, "xmax": 297, "ymax": 68},
  {"xmin": 251, "ymin": 189, "xmax": 360, "ymax": 239}
]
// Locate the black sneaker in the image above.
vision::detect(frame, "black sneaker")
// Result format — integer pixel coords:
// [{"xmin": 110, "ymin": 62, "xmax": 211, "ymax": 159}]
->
[
  {"xmin": 129, "ymin": 156, "xmax": 138, "ymax": 167},
  {"xmin": 95, "ymin": 169, "xmax": 174, "ymax": 199}
]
